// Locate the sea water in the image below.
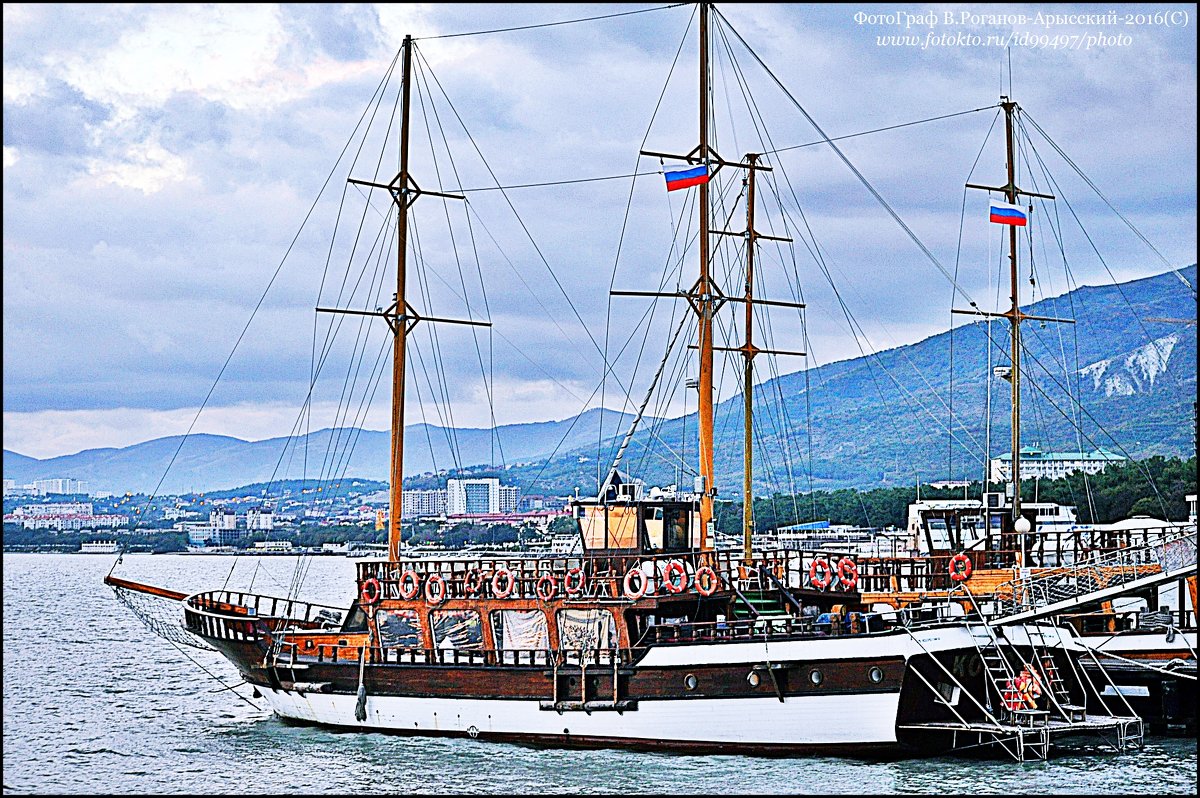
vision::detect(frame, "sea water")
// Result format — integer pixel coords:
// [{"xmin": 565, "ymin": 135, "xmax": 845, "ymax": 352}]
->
[{"xmin": 3, "ymin": 554, "xmax": 1195, "ymax": 794}]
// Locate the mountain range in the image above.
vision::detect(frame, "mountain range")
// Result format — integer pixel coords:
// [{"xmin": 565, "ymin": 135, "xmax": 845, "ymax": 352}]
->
[{"xmin": 4, "ymin": 265, "xmax": 1195, "ymax": 496}]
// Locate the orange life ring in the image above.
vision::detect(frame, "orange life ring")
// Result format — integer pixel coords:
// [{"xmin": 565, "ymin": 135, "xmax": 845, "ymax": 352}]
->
[
  {"xmin": 564, "ymin": 567, "xmax": 586, "ymax": 596},
  {"xmin": 695, "ymin": 565, "xmax": 718, "ymax": 596},
  {"xmin": 463, "ymin": 569, "xmax": 484, "ymax": 596},
  {"xmin": 425, "ymin": 573, "xmax": 447, "ymax": 605},
  {"xmin": 837, "ymin": 557, "xmax": 858, "ymax": 590},
  {"xmin": 662, "ymin": 560, "xmax": 688, "ymax": 594},
  {"xmin": 949, "ymin": 553, "xmax": 973, "ymax": 582},
  {"xmin": 398, "ymin": 569, "xmax": 421, "ymax": 600},
  {"xmin": 491, "ymin": 568, "xmax": 515, "ymax": 599},
  {"xmin": 536, "ymin": 573, "xmax": 558, "ymax": 602},
  {"xmin": 360, "ymin": 576, "xmax": 382, "ymax": 606},
  {"xmin": 623, "ymin": 567, "xmax": 648, "ymax": 600},
  {"xmin": 809, "ymin": 558, "xmax": 833, "ymax": 590}
]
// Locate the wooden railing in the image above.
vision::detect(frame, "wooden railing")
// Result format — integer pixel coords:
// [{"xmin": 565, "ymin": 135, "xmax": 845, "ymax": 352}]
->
[
  {"xmin": 356, "ymin": 547, "xmax": 874, "ymax": 600},
  {"xmin": 183, "ymin": 590, "xmax": 346, "ymax": 642}
]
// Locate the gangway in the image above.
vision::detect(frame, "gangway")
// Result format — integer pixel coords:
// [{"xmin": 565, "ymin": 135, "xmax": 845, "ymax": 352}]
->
[{"xmin": 992, "ymin": 528, "xmax": 1196, "ymax": 627}]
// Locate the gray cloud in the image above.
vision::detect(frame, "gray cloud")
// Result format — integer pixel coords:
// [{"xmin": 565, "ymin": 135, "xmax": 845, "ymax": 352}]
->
[{"xmin": 3, "ymin": 3, "xmax": 1195, "ymax": 458}]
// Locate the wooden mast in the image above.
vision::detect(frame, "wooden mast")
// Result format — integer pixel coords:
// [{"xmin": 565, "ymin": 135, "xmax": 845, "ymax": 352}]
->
[
  {"xmin": 962, "ymin": 96, "xmax": 1064, "ymax": 565},
  {"xmin": 697, "ymin": 1, "xmax": 715, "ymax": 547},
  {"xmin": 1001, "ymin": 98, "xmax": 1023, "ymax": 533},
  {"xmin": 389, "ymin": 34, "xmax": 414, "ymax": 562},
  {"xmin": 742, "ymin": 153, "xmax": 758, "ymax": 564}
]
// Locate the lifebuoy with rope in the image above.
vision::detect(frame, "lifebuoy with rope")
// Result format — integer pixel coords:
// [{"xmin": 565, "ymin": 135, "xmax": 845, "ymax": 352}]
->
[
  {"xmin": 425, "ymin": 573, "xmax": 447, "ymax": 605},
  {"xmin": 463, "ymin": 569, "xmax": 484, "ymax": 597},
  {"xmin": 949, "ymin": 553, "xmax": 973, "ymax": 582},
  {"xmin": 360, "ymin": 576, "xmax": 382, "ymax": 606},
  {"xmin": 809, "ymin": 558, "xmax": 833, "ymax": 590},
  {"xmin": 564, "ymin": 566, "xmax": 586, "ymax": 596},
  {"xmin": 662, "ymin": 560, "xmax": 688, "ymax": 594},
  {"xmin": 398, "ymin": 569, "xmax": 421, "ymax": 600},
  {"xmin": 694, "ymin": 565, "xmax": 718, "ymax": 596},
  {"xmin": 623, "ymin": 567, "xmax": 648, "ymax": 600},
  {"xmin": 536, "ymin": 573, "xmax": 558, "ymax": 602},
  {"xmin": 491, "ymin": 568, "xmax": 515, "ymax": 599},
  {"xmin": 837, "ymin": 557, "xmax": 858, "ymax": 590}
]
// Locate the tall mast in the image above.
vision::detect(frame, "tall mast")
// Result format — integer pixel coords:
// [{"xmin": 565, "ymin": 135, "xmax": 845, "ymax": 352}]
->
[
  {"xmin": 388, "ymin": 35, "xmax": 414, "ymax": 562},
  {"xmin": 742, "ymin": 153, "xmax": 758, "ymax": 564},
  {"xmin": 385, "ymin": 37, "xmax": 414, "ymax": 560},
  {"xmin": 1001, "ymin": 98, "xmax": 1022, "ymax": 531},
  {"xmin": 697, "ymin": 2, "xmax": 715, "ymax": 544},
  {"xmin": 962, "ymin": 96, "xmax": 1063, "ymax": 563},
  {"xmin": 325, "ymin": 36, "xmax": 484, "ymax": 566}
]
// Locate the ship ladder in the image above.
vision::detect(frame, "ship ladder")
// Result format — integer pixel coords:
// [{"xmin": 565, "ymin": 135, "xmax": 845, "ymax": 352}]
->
[
  {"xmin": 1025, "ymin": 624, "xmax": 1081, "ymax": 723},
  {"xmin": 953, "ymin": 583, "xmax": 1021, "ymax": 720}
]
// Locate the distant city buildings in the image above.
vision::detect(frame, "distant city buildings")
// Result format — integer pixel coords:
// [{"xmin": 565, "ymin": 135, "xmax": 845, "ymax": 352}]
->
[
  {"xmin": 989, "ymin": 444, "xmax": 1126, "ymax": 482},
  {"xmin": 3, "ymin": 502, "xmax": 125, "ymax": 531},
  {"xmin": 403, "ymin": 488, "xmax": 447, "ymax": 518},
  {"xmin": 3, "ymin": 477, "xmax": 90, "ymax": 498}
]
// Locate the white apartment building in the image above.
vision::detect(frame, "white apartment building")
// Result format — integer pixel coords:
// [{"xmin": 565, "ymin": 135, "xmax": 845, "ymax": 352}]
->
[
  {"xmin": 499, "ymin": 484, "xmax": 521, "ymax": 513},
  {"xmin": 402, "ymin": 488, "xmax": 447, "ymax": 518},
  {"xmin": 31, "ymin": 477, "xmax": 89, "ymax": 496},
  {"xmin": 246, "ymin": 507, "xmax": 275, "ymax": 531},
  {"xmin": 447, "ymin": 478, "xmax": 500, "ymax": 515},
  {"xmin": 989, "ymin": 445, "xmax": 1126, "ymax": 482}
]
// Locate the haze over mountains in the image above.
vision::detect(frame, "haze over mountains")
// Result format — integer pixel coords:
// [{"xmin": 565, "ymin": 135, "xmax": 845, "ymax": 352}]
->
[{"xmin": 4, "ymin": 266, "xmax": 1195, "ymax": 496}]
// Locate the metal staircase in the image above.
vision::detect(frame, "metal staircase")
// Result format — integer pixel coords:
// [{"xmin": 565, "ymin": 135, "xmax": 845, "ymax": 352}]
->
[{"xmin": 995, "ymin": 527, "xmax": 1197, "ymax": 625}]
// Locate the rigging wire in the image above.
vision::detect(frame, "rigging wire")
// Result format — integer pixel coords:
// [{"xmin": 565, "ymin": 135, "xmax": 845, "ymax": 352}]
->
[{"xmin": 415, "ymin": 3, "xmax": 689, "ymax": 41}]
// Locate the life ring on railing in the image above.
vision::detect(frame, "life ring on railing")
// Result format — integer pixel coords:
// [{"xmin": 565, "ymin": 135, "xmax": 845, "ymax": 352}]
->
[
  {"xmin": 491, "ymin": 568, "xmax": 515, "ymax": 599},
  {"xmin": 837, "ymin": 557, "xmax": 859, "ymax": 590},
  {"xmin": 809, "ymin": 558, "xmax": 833, "ymax": 590},
  {"xmin": 662, "ymin": 560, "xmax": 689, "ymax": 594},
  {"xmin": 360, "ymin": 577, "xmax": 382, "ymax": 606},
  {"xmin": 463, "ymin": 569, "xmax": 484, "ymax": 597},
  {"xmin": 564, "ymin": 566, "xmax": 586, "ymax": 596},
  {"xmin": 425, "ymin": 573, "xmax": 447, "ymax": 605},
  {"xmin": 398, "ymin": 569, "xmax": 421, "ymax": 600},
  {"xmin": 536, "ymin": 574, "xmax": 558, "ymax": 602},
  {"xmin": 949, "ymin": 553, "xmax": 973, "ymax": 582},
  {"xmin": 623, "ymin": 567, "xmax": 648, "ymax": 600},
  {"xmin": 695, "ymin": 565, "xmax": 718, "ymax": 596}
]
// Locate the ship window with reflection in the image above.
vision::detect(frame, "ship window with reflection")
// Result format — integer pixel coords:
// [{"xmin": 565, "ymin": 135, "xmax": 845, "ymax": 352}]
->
[
  {"xmin": 375, "ymin": 608, "xmax": 421, "ymax": 648},
  {"xmin": 431, "ymin": 610, "xmax": 484, "ymax": 651}
]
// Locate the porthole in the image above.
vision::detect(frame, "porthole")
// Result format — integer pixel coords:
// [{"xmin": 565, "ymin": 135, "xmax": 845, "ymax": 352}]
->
[
  {"xmin": 747, "ymin": 671, "xmax": 761, "ymax": 687},
  {"xmin": 869, "ymin": 666, "xmax": 884, "ymax": 684},
  {"xmin": 809, "ymin": 669, "xmax": 823, "ymax": 686},
  {"xmin": 684, "ymin": 673, "xmax": 698, "ymax": 691}
]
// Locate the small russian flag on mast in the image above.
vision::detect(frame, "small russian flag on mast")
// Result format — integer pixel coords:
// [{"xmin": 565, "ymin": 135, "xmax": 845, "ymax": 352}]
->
[
  {"xmin": 663, "ymin": 161, "xmax": 710, "ymax": 192},
  {"xmin": 989, "ymin": 200, "xmax": 1028, "ymax": 226}
]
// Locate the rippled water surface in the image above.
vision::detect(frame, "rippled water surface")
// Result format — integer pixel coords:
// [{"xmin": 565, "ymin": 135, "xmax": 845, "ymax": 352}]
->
[{"xmin": 3, "ymin": 554, "xmax": 1196, "ymax": 794}]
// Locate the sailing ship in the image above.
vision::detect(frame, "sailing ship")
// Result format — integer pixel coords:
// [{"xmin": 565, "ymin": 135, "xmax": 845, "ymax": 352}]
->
[{"xmin": 107, "ymin": 4, "xmax": 1153, "ymax": 760}]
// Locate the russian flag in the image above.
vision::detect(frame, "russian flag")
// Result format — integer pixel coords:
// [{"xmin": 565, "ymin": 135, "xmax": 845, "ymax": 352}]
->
[
  {"xmin": 663, "ymin": 161, "xmax": 709, "ymax": 192},
  {"xmin": 989, "ymin": 200, "xmax": 1028, "ymax": 226}
]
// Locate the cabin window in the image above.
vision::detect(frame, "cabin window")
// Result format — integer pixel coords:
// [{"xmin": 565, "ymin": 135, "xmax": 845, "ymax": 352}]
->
[
  {"xmin": 431, "ymin": 609, "xmax": 484, "ymax": 651},
  {"xmin": 925, "ymin": 517, "xmax": 951, "ymax": 550},
  {"xmin": 557, "ymin": 608, "xmax": 616, "ymax": 652},
  {"xmin": 491, "ymin": 609, "xmax": 549, "ymax": 653},
  {"xmin": 375, "ymin": 608, "xmax": 421, "ymax": 648}
]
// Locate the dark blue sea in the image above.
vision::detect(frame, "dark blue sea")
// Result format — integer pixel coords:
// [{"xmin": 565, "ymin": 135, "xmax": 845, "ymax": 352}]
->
[{"xmin": 3, "ymin": 554, "xmax": 1196, "ymax": 794}]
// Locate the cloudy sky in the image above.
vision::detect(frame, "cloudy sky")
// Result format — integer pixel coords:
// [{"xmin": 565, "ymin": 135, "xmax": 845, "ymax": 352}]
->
[{"xmin": 4, "ymin": 3, "xmax": 1196, "ymax": 460}]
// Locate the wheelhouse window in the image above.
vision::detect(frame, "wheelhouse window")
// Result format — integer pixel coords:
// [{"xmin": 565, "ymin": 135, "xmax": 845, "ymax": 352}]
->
[
  {"xmin": 431, "ymin": 609, "xmax": 483, "ymax": 651},
  {"xmin": 375, "ymin": 608, "xmax": 421, "ymax": 648}
]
